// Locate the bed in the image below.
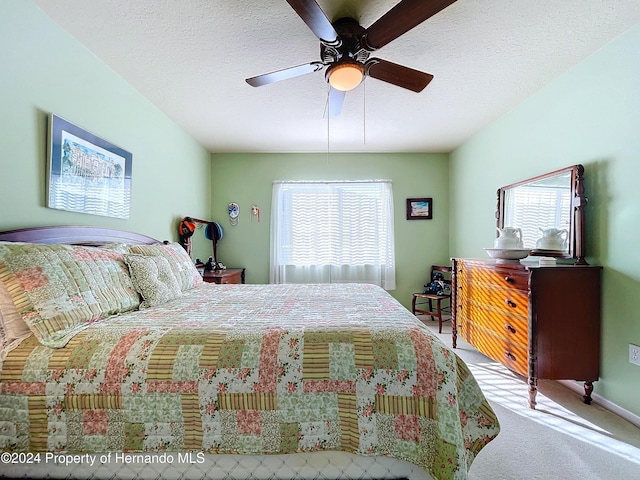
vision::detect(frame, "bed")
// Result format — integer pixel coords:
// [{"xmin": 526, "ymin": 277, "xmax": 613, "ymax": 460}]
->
[{"xmin": 0, "ymin": 226, "xmax": 499, "ymax": 480}]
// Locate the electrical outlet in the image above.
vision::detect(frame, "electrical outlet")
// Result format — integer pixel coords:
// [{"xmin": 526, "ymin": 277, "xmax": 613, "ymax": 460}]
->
[{"xmin": 630, "ymin": 344, "xmax": 640, "ymax": 367}]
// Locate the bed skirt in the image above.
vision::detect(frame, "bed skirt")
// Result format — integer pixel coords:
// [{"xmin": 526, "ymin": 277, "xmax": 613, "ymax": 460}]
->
[{"xmin": 0, "ymin": 451, "xmax": 433, "ymax": 480}]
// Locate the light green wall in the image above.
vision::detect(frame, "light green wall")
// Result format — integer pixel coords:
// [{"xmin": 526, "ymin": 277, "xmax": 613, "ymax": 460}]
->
[
  {"xmin": 0, "ymin": 1, "xmax": 211, "ymax": 246},
  {"xmin": 211, "ymin": 152, "xmax": 449, "ymax": 309},
  {"xmin": 450, "ymin": 24, "xmax": 640, "ymax": 416}
]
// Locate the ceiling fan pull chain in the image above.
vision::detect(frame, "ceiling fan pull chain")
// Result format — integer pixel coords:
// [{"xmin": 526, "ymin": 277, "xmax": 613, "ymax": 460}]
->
[
  {"xmin": 326, "ymin": 85, "xmax": 330, "ymax": 165},
  {"xmin": 362, "ymin": 79, "xmax": 366, "ymax": 144}
]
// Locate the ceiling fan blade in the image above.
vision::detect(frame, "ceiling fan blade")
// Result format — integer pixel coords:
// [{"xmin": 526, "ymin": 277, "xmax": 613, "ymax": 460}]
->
[
  {"xmin": 324, "ymin": 87, "xmax": 346, "ymax": 117},
  {"xmin": 246, "ymin": 62, "xmax": 323, "ymax": 87},
  {"xmin": 286, "ymin": 0, "xmax": 339, "ymax": 43},
  {"xmin": 366, "ymin": 59, "xmax": 434, "ymax": 92},
  {"xmin": 363, "ymin": 0, "xmax": 457, "ymax": 50}
]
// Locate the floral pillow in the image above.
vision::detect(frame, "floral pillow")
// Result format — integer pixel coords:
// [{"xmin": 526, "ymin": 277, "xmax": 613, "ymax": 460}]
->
[
  {"xmin": 127, "ymin": 242, "xmax": 203, "ymax": 292},
  {"xmin": 0, "ymin": 242, "xmax": 140, "ymax": 348},
  {"xmin": 123, "ymin": 254, "xmax": 182, "ymax": 309}
]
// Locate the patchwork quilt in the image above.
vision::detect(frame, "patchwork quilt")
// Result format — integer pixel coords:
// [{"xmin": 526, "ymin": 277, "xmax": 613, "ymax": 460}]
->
[{"xmin": 0, "ymin": 283, "xmax": 499, "ymax": 480}]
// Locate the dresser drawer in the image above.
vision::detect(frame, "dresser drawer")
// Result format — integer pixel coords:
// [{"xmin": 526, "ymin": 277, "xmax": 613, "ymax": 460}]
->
[
  {"xmin": 459, "ymin": 320, "xmax": 528, "ymax": 377},
  {"xmin": 463, "ymin": 303, "xmax": 528, "ymax": 348},
  {"xmin": 467, "ymin": 285, "xmax": 529, "ymax": 317},
  {"xmin": 460, "ymin": 262, "xmax": 529, "ymax": 292},
  {"xmin": 216, "ymin": 272, "xmax": 241, "ymax": 284},
  {"xmin": 202, "ymin": 268, "xmax": 245, "ymax": 284}
]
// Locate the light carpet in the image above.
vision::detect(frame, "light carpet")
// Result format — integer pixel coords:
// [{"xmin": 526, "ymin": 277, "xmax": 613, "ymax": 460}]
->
[{"xmin": 419, "ymin": 316, "xmax": 640, "ymax": 480}]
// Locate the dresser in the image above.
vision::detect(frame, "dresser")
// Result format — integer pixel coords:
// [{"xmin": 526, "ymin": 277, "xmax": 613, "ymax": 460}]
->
[
  {"xmin": 202, "ymin": 268, "xmax": 245, "ymax": 284},
  {"xmin": 452, "ymin": 258, "xmax": 601, "ymax": 408}
]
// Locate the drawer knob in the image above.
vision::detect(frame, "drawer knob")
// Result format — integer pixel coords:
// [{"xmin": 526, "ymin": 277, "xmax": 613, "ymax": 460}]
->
[
  {"xmin": 505, "ymin": 299, "xmax": 517, "ymax": 308},
  {"xmin": 505, "ymin": 324, "xmax": 517, "ymax": 334},
  {"xmin": 504, "ymin": 276, "xmax": 515, "ymax": 284},
  {"xmin": 505, "ymin": 351, "xmax": 516, "ymax": 361}
]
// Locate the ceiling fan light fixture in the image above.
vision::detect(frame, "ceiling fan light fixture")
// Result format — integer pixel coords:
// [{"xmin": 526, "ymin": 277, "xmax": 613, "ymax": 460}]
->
[{"xmin": 326, "ymin": 60, "xmax": 364, "ymax": 91}]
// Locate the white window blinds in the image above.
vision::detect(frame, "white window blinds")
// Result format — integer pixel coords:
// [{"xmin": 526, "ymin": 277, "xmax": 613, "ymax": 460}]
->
[
  {"xmin": 504, "ymin": 186, "xmax": 572, "ymax": 249},
  {"xmin": 270, "ymin": 180, "xmax": 396, "ymax": 290}
]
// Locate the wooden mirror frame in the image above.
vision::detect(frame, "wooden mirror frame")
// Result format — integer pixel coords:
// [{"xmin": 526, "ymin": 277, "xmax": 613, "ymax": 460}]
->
[{"xmin": 496, "ymin": 164, "xmax": 587, "ymax": 265}]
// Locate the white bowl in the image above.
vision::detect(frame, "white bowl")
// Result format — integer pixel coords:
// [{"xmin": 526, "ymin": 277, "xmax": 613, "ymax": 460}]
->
[{"xmin": 484, "ymin": 248, "xmax": 530, "ymax": 262}]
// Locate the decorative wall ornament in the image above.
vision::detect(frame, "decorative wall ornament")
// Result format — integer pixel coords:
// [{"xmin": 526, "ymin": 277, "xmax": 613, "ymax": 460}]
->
[
  {"xmin": 250, "ymin": 205, "xmax": 261, "ymax": 222},
  {"xmin": 228, "ymin": 202, "xmax": 239, "ymax": 225}
]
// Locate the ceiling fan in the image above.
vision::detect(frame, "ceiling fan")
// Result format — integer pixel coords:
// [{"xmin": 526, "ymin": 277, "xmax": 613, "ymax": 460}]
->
[{"xmin": 246, "ymin": 0, "xmax": 458, "ymax": 116}]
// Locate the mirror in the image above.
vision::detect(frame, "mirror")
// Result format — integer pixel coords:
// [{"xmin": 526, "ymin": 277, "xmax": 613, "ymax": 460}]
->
[{"xmin": 497, "ymin": 164, "xmax": 587, "ymax": 264}]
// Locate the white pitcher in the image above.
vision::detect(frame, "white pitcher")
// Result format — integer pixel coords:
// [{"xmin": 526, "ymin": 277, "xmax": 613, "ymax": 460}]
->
[
  {"xmin": 494, "ymin": 227, "xmax": 523, "ymax": 249},
  {"xmin": 536, "ymin": 228, "xmax": 568, "ymax": 250}
]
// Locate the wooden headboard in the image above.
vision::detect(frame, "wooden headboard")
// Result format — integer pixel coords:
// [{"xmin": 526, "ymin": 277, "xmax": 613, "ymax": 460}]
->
[{"xmin": 0, "ymin": 226, "xmax": 161, "ymax": 246}]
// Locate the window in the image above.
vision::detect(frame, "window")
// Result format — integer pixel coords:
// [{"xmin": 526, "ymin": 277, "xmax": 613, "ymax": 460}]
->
[
  {"xmin": 270, "ymin": 180, "xmax": 396, "ymax": 290},
  {"xmin": 504, "ymin": 186, "xmax": 571, "ymax": 249}
]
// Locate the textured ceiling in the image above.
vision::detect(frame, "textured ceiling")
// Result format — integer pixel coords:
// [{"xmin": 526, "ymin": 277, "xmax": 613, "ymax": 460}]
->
[{"xmin": 33, "ymin": 0, "xmax": 640, "ymax": 153}]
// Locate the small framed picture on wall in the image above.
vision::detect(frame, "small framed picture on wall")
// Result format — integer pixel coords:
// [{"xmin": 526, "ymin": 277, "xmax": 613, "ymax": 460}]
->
[{"xmin": 406, "ymin": 197, "xmax": 433, "ymax": 220}]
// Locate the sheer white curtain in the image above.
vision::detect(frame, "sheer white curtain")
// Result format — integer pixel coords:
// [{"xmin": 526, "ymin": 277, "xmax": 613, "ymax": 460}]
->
[{"xmin": 270, "ymin": 180, "xmax": 396, "ymax": 290}]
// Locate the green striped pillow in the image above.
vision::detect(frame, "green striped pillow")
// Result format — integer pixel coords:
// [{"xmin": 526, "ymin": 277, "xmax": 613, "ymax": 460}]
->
[{"xmin": 0, "ymin": 242, "xmax": 140, "ymax": 348}]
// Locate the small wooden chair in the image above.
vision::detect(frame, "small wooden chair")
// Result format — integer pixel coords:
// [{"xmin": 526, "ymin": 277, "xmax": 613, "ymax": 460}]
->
[{"xmin": 411, "ymin": 265, "xmax": 452, "ymax": 333}]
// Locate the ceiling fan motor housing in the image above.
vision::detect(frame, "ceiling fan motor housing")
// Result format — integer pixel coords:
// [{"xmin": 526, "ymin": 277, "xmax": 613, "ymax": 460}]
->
[{"xmin": 320, "ymin": 17, "xmax": 370, "ymax": 65}]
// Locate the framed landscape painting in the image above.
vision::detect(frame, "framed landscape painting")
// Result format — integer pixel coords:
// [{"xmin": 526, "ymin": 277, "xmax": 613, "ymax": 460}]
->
[
  {"xmin": 406, "ymin": 197, "xmax": 433, "ymax": 220},
  {"xmin": 47, "ymin": 114, "xmax": 132, "ymax": 219}
]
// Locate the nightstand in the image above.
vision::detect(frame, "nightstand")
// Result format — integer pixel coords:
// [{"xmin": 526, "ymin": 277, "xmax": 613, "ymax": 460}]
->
[{"xmin": 202, "ymin": 268, "xmax": 245, "ymax": 284}]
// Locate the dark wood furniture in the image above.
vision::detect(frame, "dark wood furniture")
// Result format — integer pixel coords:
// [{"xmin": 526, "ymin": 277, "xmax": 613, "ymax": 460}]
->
[
  {"xmin": 452, "ymin": 258, "xmax": 601, "ymax": 408},
  {"xmin": 202, "ymin": 268, "xmax": 245, "ymax": 284},
  {"xmin": 477, "ymin": 163, "xmax": 602, "ymax": 408},
  {"xmin": 411, "ymin": 265, "xmax": 452, "ymax": 333}
]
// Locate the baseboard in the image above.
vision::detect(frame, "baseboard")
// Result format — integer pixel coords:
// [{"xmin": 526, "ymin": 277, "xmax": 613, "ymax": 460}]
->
[{"xmin": 558, "ymin": 380, "xmax": 640, "ymax": 429}]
